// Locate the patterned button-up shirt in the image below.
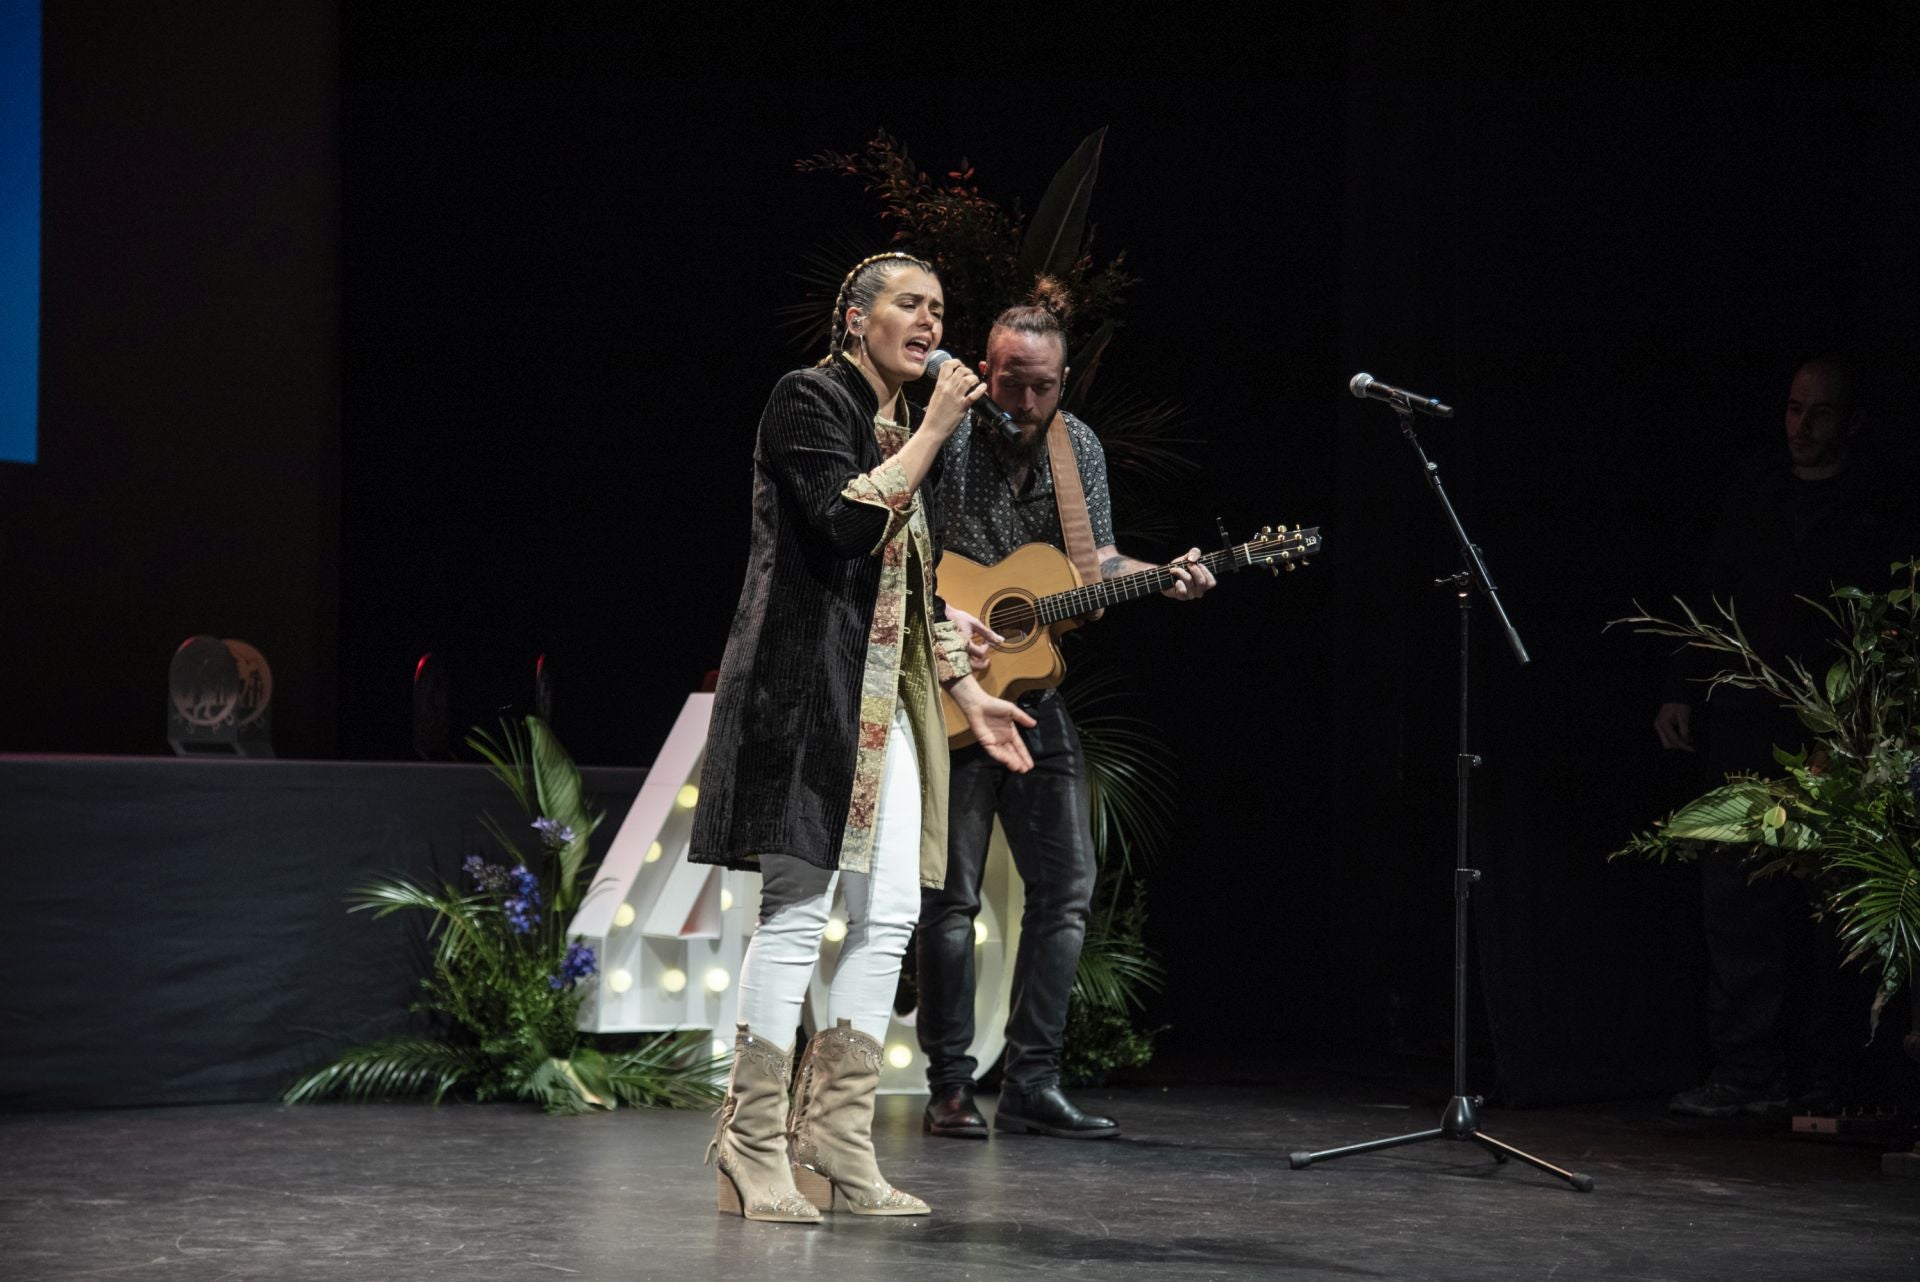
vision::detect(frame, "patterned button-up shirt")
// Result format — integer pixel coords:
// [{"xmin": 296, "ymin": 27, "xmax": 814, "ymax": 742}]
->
[{"xmin": 939, "ymin": 410, "xmax": 1115, "ymax": 566}]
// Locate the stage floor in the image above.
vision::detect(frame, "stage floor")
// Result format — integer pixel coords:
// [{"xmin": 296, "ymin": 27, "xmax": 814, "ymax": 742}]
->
[{"xmin": 3, "ymin": 1072, "xmax": 1915, "ymax": 1281}]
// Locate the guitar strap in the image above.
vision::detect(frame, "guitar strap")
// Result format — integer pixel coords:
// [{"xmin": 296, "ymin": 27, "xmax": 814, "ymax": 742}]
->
[{"xmin": 1044, "ymin": 410, "xmax": 1104, "ymax": 623}]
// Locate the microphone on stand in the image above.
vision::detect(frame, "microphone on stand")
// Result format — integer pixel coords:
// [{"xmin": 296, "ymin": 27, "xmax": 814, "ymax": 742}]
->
[
  {"xmin": 1349, "ymin": 372, "xmax": 1454, "ymax": 419},
  {"xmin": 925, "ymin": 349, "xmax": 1019, "ymax": 440}
]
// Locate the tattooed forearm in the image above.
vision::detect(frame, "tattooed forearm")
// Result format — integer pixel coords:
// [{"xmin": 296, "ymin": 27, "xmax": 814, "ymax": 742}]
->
[{"xmin": 1100, "ymin": 555, "xmax": 1129, "ymax": 580}]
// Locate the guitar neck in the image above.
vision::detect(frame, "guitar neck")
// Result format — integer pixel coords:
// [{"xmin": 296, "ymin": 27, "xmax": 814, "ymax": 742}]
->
[{"xmin": 1035, "ymin": 548, "xmax": 1239, "ymax": 625}]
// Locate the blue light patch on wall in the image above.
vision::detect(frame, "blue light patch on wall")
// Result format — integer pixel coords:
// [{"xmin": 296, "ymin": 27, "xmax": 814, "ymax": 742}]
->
[{"xmin": 1, "ymin": 1, "xmax": 42, "ymax": 465}]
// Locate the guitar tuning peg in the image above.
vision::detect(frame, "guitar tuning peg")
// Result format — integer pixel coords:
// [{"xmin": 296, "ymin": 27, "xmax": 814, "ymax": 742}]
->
[
  {"xmin": 1268, "ymin": 564, "xmax": 1280, "ymax": 576},
  {"xmin": 1284, "ymin": 562, "xmax": 1296, "ymax": 572}
]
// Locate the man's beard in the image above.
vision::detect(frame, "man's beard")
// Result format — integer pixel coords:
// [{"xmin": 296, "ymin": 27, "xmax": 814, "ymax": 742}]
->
[{"xmin": 991, "ymin": 416, "xmax": 1050, "ymax": 464}]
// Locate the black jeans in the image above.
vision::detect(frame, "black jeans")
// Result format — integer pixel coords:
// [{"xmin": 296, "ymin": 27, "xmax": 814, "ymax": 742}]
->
[{"xmin": 916, "ymin": 690, "xmax": 1096, "ymax": 1092}]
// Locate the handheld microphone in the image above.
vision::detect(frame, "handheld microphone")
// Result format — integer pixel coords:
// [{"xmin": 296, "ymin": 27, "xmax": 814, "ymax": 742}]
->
[
  {"xmin": 925, "ymin": 349, "xmax": 1020, "ymax": 440},
  {"xmin": 1349, "ymin": 372, "xmax": 1454, "ymax": 419}
]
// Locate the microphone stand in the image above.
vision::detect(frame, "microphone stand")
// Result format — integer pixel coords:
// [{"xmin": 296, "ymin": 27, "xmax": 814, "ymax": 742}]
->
[{"xmin": 1288, "ymin": 401, "xmax": 1594, "ymax": 1193}]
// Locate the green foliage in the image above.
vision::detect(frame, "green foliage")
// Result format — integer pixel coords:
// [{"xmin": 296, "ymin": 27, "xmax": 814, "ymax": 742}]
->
[
  {"xmin": 286, "ymin": 716, "xmax": 724, "ymax": 1114},
  {"xmin": 1062, "ymin": 998, "xmax": 1163, "ymax": 1088},
  {"xmin": 282, "ymin": 1036, "xmax": 489, "ymax": 1106},
  {"xmin": 1070, "ymin": 667, "xmax": 1177, "ymax": 879},
  {"xmin": 1063, "ymin": 668, "xmax": 1174, "ymax": 1073},
  {"xmin": 1061, "ymin": 880, "xmax": 1166, "ymax": 1086},
  {"xmin": 1614, "ymin": 561, "xmax": 1920, "ymax": 1029},
  {"xmin": 1071, "ymin": 874, "xmax": 1167, "ymax": 1012}
]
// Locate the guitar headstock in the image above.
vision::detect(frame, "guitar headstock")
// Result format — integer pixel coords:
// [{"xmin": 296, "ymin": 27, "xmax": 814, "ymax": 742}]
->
[{"xmin": 1239, "ymin": 524, "xmax": 1322, "ymax": 575}]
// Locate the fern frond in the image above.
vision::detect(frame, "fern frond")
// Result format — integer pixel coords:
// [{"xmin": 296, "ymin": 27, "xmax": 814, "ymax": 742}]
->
[
  {"xmin": 283, "ymin": 1036, "xmax": 487, "ymax": 1105},
  {"xmin": 1072, "ymin": 942, "xmax": 1165, "ymax": 1012},
  {"xmin": 468, "ymin": 720, "xmax": 533, "ymax": 816},
  {"xmin": 1064, "ymin": 668, "xmax": 1178, "ymax": 875},
  {"xmin": 600, "ymin": 1031, "xmax": 728, "ymax": 1110},
  {"xmin": 348, "ymin": 877, "xmax": 498, "ymax": 970}
]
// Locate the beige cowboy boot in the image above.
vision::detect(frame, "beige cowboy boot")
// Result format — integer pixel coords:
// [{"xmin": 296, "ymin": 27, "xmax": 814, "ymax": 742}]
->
[
  {"xmin": 706, "ymin": 1022, "xmax": 820, "ymax": 1223},
  {"xmin": 788, "ymin": 1019, "xmax": 930, "ymax": 1216}
]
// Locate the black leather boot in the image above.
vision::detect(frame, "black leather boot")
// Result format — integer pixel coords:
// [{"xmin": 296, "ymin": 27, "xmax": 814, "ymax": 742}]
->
[
  {"xmin": 993, "ymin": 1084, "xmax": 1120, "ymax": 1139},
  {"xmin": 923, "ymin": 1083, "xmax": 989, "ymax": 1138}
]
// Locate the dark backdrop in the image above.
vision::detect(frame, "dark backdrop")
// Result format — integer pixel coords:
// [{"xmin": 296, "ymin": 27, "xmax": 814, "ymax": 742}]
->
[
  {"xmin": 9, "ymin": 3, "xmax": 1919, "ymax": 1102},
  {"xmin": 0, "ymin": 3, "xmax": 341, "ymax": 759}
]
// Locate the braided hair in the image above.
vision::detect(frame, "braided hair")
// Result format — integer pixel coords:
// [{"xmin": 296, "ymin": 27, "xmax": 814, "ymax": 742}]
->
[
  {"xmin": 987, "ymin": 275, "xmax": 1073, "ymax": 367},
  {"xmin": 818, "ymin": 251, "xmax": 938, "ymax": 367}
]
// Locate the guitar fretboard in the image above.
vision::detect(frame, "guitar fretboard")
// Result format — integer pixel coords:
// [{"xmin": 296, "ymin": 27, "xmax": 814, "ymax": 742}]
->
[
  {"xmin": 1032, "ymin": 550, "xmax": 1228, "ymax": 624},
  {"xmin": 1031, "ymin": 529, "xmax": 1317, "ymax": 625}
]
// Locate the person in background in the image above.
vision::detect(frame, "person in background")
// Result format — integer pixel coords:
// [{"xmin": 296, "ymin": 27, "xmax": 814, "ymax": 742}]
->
[{"xmin": 1656, "ymin": 355, "xmax": 1905, "ymax": 1118}]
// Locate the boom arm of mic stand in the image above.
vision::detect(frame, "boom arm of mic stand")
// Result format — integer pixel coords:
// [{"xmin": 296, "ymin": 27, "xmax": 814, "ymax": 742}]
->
[{"xmin": 1394, "ymin": 407, "xmax": 1530, "ymax": 666}]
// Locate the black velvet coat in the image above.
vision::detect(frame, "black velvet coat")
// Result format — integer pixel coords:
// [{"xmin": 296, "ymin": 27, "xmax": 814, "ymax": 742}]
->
[{"xmin": 690, "ymin": 355, "xmax": 948, "ymax": 874}]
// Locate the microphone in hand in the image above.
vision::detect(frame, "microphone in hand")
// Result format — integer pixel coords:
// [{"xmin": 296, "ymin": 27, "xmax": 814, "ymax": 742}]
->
[{"xmin": 925, "ymin": 349, "xmax": 1020, "ymax": 440}]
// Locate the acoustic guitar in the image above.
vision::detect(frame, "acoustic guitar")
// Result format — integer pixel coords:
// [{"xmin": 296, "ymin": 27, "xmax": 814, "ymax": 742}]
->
[{"xmin": 937, "ymin": 525, "xmax": 1322, "ymax": 745}]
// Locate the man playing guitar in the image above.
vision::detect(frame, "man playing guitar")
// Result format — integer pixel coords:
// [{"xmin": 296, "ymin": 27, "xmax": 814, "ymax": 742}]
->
[{"xmin": 918, "ymin": 279, "xmax": 1213, "ymax": 1141}]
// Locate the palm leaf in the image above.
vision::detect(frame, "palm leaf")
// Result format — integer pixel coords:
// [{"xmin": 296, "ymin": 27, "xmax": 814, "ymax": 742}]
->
[
  {"xmin": 1072, "ymin": 934, "xmax": 1166, "ymax": 1011},
  {"xmin": 468, "ymin": 720, "xmax": 533, "ymax": 816},
  {"xmin": 778, "ymin": 227, "xmax": 881, "ymax": 352},
  {"xmin": 1659, "ymin": 778, "xmax": 1780, "ymax": 843},
  {"xmin": 1083, "ymin": 388, "xmax": 1201, "ymax": 481},
  {"xmin": 1079, "ymin": 389, "xmax": 1200, "ymax": 549},
  {"xmin": 1821, "ymin": 828, "xmax": 1920, "ymax": 1024},
  {"xmin": 1020, "ymin": 126, "xmax": 1106, "ymax": 281},
  {"xmin": 1080, "ymin": 718, "xmax": 1178, "ymax": 875},
  {"xmin": 528, "ymin": 716, "xmax": 599, "ymax": 896},
  {"xmin": 520, "ymin": 1055, "xmax": 610, "ymax": 1116},
  {"xmin": 348, "ymin": 877, "xmax": 498, "ymax": 970},
  {"xmin": 599, "ymin": 1031, "xmax": 727, "ymax": 1109},
  {"xmin": 477, "ymin": 811, "xmax": 531, "ymax": 866},
  {"xmin": 1063, "ymin": 319, "xmax": 1116, "ymax": 413},
  {"xmin": 283, "ymin": 1036, "xmax": 487, "ymax": 1105},
  {"xmin": 1072, "ymin": 878, "xmax": 1166, "ymax": 1012},
  {"xmin": 1063, "ymin": 667, "xmax": 1178, "ymax": 876}
]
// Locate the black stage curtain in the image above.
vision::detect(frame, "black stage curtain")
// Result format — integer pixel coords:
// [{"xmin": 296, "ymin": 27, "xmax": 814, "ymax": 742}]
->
[
  {"xmin": 0, "ymin": 757, "xmax": 641, "ymax": 1110},
  {"xmin": 1330, "ymin": 6, "xmax": 1920, "ymax": 1102}
]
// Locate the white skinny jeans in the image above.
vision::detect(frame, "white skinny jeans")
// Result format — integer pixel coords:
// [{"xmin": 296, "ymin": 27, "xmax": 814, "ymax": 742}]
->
[{"xmin": 734, "ymin": 704, "xmax": 922, "ymax": 1047}]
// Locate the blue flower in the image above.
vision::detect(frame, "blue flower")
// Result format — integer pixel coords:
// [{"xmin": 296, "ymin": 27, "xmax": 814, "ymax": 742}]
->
[
  {"xmin": 532, "ymin": 817, "xmax": 576, "ymax": 849},
  {"xmin": 550, "ymin": 941, "xmax": 597, "ymax": 990},
  {"xmin": 563, "ymin": 941, "xmax": 596, "ymax": 980},
  {"xmin": 508, "ymin": 865, "xmax": 542, "ymax": 902},
  {"xmin": 504, "ymin": 895, "xmax": 541, "ymax": 934},
  {"xmin": 498, "ymin": 866, "xmax": 544, "ymax": 933},
  {"xmin": 464, "ymin": 856, "xmax": 509, "ymax": 893}
]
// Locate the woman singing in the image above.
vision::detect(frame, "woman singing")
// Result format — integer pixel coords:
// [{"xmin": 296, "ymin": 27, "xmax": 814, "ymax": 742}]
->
[{"xmin": 691, "ymin": 252, "xmax": 1035, "ymax": 1223}]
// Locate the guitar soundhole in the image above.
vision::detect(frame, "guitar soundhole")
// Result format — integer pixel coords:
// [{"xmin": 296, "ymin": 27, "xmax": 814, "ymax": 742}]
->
[{"xmin": 986, "ymin": 595, "xmax": 1039, "ymax": 648}]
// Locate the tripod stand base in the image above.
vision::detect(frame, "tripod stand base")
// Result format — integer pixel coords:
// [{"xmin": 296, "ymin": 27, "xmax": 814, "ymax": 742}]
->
[{"xmin": 1288, "ymin": 1095, "xmax": 1594, "ymax": 1192}]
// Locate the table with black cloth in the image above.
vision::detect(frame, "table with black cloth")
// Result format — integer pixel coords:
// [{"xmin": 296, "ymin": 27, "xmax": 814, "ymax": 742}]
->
[{"xmin": 0, "ymin": 756, "xmax": 641, "ymax": 1109}]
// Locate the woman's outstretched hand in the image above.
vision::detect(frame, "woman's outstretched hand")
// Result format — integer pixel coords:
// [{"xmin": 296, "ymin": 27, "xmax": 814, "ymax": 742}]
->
[{"xmin": 948, "ymin": 676, "xmax": 1036, "ymax": 772}]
